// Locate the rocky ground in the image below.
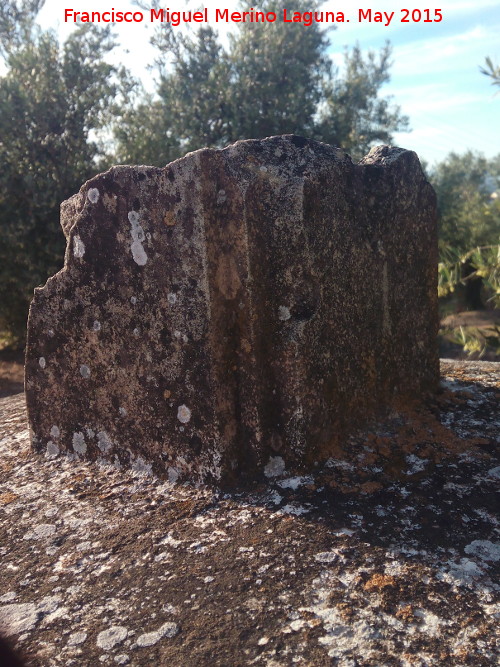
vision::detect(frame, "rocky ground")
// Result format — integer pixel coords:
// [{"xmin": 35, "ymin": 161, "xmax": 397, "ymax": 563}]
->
[{"xmin": 0, "ymin": 360, "xmax": 498, "ymax": 666}]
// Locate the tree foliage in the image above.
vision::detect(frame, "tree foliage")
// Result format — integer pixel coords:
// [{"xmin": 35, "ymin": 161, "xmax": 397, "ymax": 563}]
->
[
  {"xmin": 117, "ymin": 0, "xmax": 408, "ymax": 164},
  {"xmin": 227, "ymin": 0, "xmax": 331, "ymax": 142},
  {"xmin": 431, "ymin": 152, "xmax": 500, "ymax": 309},
  {"xmin": 315, "ymin": 43, "xmax": 408, "ymax": 157},
  {"xmin": 1, "ymin": 0, "xmax": 409, "ymax": 343},
  {"xmin": 431, "ymin": 151, "xmax": 500, "ymax": 252},
  {"xmin": 0, "ymin": 2, "xmax": 125, "ymax": 342},
  {"xmin": 480, "ymin": 56, "xmax": 500, "ymax": 90}
]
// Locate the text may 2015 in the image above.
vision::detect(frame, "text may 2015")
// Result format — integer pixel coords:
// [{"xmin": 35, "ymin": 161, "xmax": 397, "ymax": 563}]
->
[{"xmin": 63, "ymin": 8, "xmax": 444, "ymax": 28}]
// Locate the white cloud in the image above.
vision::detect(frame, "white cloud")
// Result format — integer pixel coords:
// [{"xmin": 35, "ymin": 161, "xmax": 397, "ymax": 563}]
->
[
  {"xmin": 387, "ymin": 84, "xmax": 485, "ymax": 114},
  {"xmin": 391, "ymin": 26, "xmax": 497, "ymax": 77}
]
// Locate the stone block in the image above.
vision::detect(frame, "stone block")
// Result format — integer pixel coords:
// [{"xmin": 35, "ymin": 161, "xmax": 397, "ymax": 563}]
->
[{"xmin": 25, "ymin": 136, "xmax": 439, "ymax": 484}]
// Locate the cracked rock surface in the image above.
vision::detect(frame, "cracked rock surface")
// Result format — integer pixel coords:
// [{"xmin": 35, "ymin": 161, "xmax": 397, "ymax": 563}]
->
[{"xmin": 1, "ymin": 360, "xmax": 498, "ymax": 666}]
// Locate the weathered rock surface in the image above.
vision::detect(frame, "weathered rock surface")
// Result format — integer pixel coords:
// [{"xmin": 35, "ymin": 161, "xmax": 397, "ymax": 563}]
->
[
  {"xmin": 25, "ymin": 136, "xmax": 438, "ymax": 483},
  {"xmin": 1, "ymin": 361, "xmax": 499, "ymax": 666}
]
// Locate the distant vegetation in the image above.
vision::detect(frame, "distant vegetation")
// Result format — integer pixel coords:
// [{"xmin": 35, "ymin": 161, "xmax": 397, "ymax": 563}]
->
[
  {"xmin": 0, "ymin": 0, "xmax": 498, "ymax": 353},
  {"xmin": 480, "ymin": 57, "xmax": 500, "ymax": 91}
]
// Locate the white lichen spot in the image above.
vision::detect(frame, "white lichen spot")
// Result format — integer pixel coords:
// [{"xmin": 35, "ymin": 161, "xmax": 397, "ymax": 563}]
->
[
  {"xmin": 278, "ymin": 306, "xmax": 291, "ymax": 321},
  {"xmin": 131, "ymin": 240, "xmax": 147, "ymax": 266},
  {"xmin": 86, "ymin": 427, "xmax": 95, "ymax": 438},
  {"xmin": 314, "ymin": 551, "xmax": 338, "ymax": 564},
  {"xmin": 87, "ymin": 188, "xmax": 100, "ymax": 204},
  {"xmin": 128, "ymin": 210, "xmax": 148, "ymax": 266},
  {"xmin": 441, "ymin": 558, "xmax": 483, "ymax": 585},
  {"xmin": 278, "ymin": 476, "xmax": 313, "ymax": 490},
  {"xmin": 167, "ymin": 467, "xmax": 179, "ymax": 483},
  {"xmin": 39, "ymin": 357, "xmax": 46, "ymax": 369},
  {"xmin": 413, "ymin": 609, "xmax": 449, "ymax": 637},
  {"xmin": 131, "ymin": 457, "xmax": 153, "ymax": 475},
  {"xmin": 73, "ymin": 235, "xmax": 85, "ymax": 258},
  {"xmin": 50, "ymin": 425, "xmax": 60, "ymax": 439},
  {"xmin": 93, "ymin": 320, "xmax": 101, "ymax": 332},
  {"xmin": 174, "ymin": 330, "xmax": 181, "ymax": 339},
  {"xmin": 135, "ymin": 622, "xmax": 179, "ymax": 647},
  {"xmin": 80, "ymin": 364, "xmax": 91, "ymax": 379},
  {"xmin": 97, "ymin": 431, "xmax": 112, "ymax": 454},
  {"xmin": 23, "ymin": 524, "xmax": 56, "ymax": 540},
  {"xmin": 0, "ymin": 603, "xmax": 38, "ymax": 636},
  {"xmin": 159, "ymin": 533, "xmax": 182, "ymax": 548},
  {"xmin": 0, "ymin": 592, "xmax": 17, "ymax": 603},
  {"xmin": 46, "ymin": 441, "xmax": 59, "ymax": 458},
  {"xmin": 114, "ymin": 656, "xmax": 130, "ymax": 665},
  {"xmin": 72, "ymin": 432, "xmax": 87, "ymax": 455},
  {"xmin": 264, "ymin": 456, "xmax": 286, "ymax": 478},
  {"xmin": 464, "ymin": 540, "xmax": 500, "ymax": 562},
  {"xmin": 281, "ymin": 503, "xmax": 310, "ymax": 516},
  {"xmin": 48, "ymin": 329, "xmax": 54, "ymax": 337},
  {"xmin": 67, "ymin": 631, "xmax": 87, "ymax": 646},
  {"xmin": 177, "ymin": 405, "xmax": 191, "ymax": 424},
  {"xmin": 405, "ymin": 454, "xmax": 428, "ymax": 475},
  {"xmin": 487, "ymin": 466, "xmax": 500, "ymax": 480},
  {"xmin": 257, "ymin": 636, "xmax": 269, "ymax": 645},
  {"xmin": 270, "ymin": 491, "xmax": 282, "ymax": 505},
  {"xmin": 130, "ymin": 296, "xmax": 137, "ymax": 305},
  {"xmin": 96, "ymin": 626, "xmax": 128, "ymax": 650},
  {"xmin": 289, "ymin": 620, "xmax": 307, "ymax": 632},
  {"xmin": 162, "ymin": 604, "xmax": 179, "ymax": 615},
  {"xmin": 118, "ymin": 407, "xmax": 127, "ymax": 417},
  {"xmin": 167, "ymin": 293, "xmax": 177, "ymax": 305},
  {"xmin": 133, "ymin": 328, "xmax": 140, "ymax": 337}
]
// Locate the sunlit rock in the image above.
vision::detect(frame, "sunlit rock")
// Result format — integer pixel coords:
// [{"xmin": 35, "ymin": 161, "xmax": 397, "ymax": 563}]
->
[{"xmin": 25, "ymin": 136, "xmax": 438, "ymax": 484}]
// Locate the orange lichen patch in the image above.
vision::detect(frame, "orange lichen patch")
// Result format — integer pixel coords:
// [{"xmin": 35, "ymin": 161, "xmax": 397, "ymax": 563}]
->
[
  {"xmin": 358, "ymin": 451, "xmax": 378, "ymax": 466},
  {"xmin": 312, "ymin": 440, "xmax": 347, "ymax": 465},
  {"xmin": 313, "ymin": 379, "xmax": 495, "ymax": 493},
  {"xmin": 359, "ymin": 481, "xmax": 382, "ymax": 494},
  {"xmin": 336, "ymin": 602, "xmax": 356, "ymax": 621},
  {"xmin": 453, "ymin": 648, "xmax": 471, "ymax": 661},
  {"xmin": 363, "ymin": 573, "xmax": 396, "ymax": 592},
  {"xmin": 163, "ymin": 211, "xmax": 176, "ymax": 226},
  {"xmin": 396, "ymin": 605, "xmax": 416, "ymax": 622},
  {"xmin": 0, "ymin": 491, "xmax": 18, "ymax": 505},
  {"xmin": 377, "ymin": 444, "xmax": 392, "ymax": 458},
  {"xmin": 376, "ymin": 397, "xmax": 487, "ymax": 470},
  {"xmin": 241, "ymin": 339, "xmax": 252, "ymax": 354},
  {"xmin": 326, "ymin": 479, "xmax": 360, "ymax": 494},
  {"xmin": 471, "ymin": 438, "xmax": 490, "ymax": 446},
  {"xmin": 401, "ymin": 652, "xmax": 426, "ymax": 664}
]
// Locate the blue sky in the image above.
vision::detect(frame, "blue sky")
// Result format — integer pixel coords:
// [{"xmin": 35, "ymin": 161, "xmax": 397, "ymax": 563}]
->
[{"xmin": 38, "ymin": 1, "xmax": 500, "ymax": 166}]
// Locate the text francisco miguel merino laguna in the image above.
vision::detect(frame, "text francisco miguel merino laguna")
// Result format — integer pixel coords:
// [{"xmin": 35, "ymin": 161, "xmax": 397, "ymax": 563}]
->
[{"xmin": 64, "ymin": 7, "xmax": 427, "ymax": 27}]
